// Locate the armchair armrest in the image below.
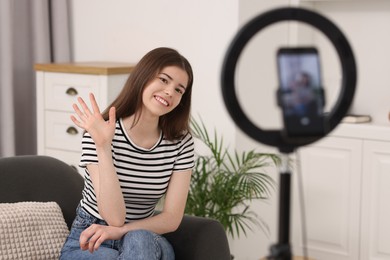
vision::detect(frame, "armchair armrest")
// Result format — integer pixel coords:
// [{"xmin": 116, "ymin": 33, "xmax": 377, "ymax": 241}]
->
[{"xmin": 163, "ymin": 214, "xmax": 231, "ymax": 260}]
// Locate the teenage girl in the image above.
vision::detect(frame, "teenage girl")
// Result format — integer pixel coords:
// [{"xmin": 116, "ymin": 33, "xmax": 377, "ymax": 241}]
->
[{"xmin": 60, "ymin": 47, "xmax": 194, "ymax": 260}]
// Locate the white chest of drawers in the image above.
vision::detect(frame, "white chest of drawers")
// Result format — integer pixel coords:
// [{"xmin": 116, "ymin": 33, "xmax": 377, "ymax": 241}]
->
[{"xmin": 35, "ymin": 62, "xmax": 134, "ymax": 174}]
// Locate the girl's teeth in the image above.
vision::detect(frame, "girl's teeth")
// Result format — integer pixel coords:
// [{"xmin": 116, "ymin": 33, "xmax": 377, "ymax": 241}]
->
[{"xmin": 155, "ymin": 96, "xmax": 168, "ymax": 106}]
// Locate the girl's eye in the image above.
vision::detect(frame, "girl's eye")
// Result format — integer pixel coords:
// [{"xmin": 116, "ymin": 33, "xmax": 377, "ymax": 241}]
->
[
  {"xmin": 175, "ymin": 88, "xmax": 184, "ymax": 95},
  {"xmin": 159, "ymin": 77, "xmax": 168, "ymax": 84}
]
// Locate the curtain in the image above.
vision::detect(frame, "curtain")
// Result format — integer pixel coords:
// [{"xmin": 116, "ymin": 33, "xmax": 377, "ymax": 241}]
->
[{"xmin": 0, "ymin": 0, "xmax": 71, "ymax": 157}]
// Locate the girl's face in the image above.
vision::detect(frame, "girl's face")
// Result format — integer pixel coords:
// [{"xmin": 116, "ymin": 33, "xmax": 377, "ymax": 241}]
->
[{"xmin": 142, "ymin": 66, "xmax": 189, "ymax": 118}]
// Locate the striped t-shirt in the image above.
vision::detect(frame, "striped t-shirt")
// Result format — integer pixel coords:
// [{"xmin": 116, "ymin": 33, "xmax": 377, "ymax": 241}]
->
[{"xmin": 79, "ymin": 118, "xmax": 195, "ymax": 222}]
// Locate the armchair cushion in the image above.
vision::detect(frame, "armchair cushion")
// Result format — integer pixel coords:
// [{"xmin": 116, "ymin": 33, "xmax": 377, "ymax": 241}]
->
[{"xmin": 0, "ymin": 201, "xmax": 69, "ymax": 260}]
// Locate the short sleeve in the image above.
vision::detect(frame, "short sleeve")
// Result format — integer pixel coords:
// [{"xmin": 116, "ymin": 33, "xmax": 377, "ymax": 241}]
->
[
  {"xmin": 79, "ymin": 132, "xmax": 98, "ymax": 168},
  {"xmin": 173, "ymin": 132, "xmax": 195, "ymax": 172}
]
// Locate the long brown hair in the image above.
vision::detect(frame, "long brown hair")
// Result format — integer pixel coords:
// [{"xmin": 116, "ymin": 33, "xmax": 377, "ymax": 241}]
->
[{"xmin": 102, "ymin": 47, "xmax": 193, "ymax": 140}]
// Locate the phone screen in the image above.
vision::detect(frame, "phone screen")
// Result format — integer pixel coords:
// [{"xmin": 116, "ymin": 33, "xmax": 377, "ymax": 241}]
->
[{"xmin": 277, "ymin": 47, "xmax": 325, "ymax": 137}]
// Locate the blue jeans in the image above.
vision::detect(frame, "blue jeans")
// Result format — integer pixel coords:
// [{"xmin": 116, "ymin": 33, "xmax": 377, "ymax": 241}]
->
[{"xmin": 60, "ymin": 205, "xmax": 175, "ymax": 260}]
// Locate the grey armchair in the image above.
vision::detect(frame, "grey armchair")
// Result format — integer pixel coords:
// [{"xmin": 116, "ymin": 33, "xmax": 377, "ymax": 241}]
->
[{"xmin": 0, "ymin": 155, "xmax": 231, "ymax": 260}]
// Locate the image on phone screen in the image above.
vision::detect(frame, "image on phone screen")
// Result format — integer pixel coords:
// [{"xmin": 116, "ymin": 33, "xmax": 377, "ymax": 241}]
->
[{"xmin": 277, "ymin": 47, "xmax": 325, "ymax": 137}]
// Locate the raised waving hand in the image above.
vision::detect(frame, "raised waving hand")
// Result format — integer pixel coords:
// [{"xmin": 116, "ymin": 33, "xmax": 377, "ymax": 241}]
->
[{"xmin": 70, "ymin": 93, "xmax": 116, "ymax": 147}]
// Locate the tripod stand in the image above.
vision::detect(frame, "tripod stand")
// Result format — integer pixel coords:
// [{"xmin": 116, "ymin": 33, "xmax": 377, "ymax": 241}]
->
[{"xmin": 267, "ymin": 152, "xmax": 293, "ymax": 260}]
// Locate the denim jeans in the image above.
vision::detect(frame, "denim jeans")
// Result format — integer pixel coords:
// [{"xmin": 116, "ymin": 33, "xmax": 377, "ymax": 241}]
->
[{"xmin": 60, "ymin": 205, "xmax": 175, "ymax": 260}]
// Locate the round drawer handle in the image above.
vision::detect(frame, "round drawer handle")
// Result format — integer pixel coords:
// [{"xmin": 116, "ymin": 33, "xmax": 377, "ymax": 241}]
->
[
  {"xmin": 66, "ymin": 87, "xmax": 78, "ymax": 96},
  {"xmin": 66, "ymin": 126, "xmax": 79, "ymax": 135}
]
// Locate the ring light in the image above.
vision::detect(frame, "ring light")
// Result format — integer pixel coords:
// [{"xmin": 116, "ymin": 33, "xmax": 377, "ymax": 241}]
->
[{"xmin": 221, "ymin": 7, "xmax": 357, "ymax": 153}]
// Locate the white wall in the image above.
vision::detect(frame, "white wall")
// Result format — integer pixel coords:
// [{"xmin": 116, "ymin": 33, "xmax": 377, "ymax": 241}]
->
[{"xmin": 68, "ymin": 0, "xmax": 239, "ymax": 147}]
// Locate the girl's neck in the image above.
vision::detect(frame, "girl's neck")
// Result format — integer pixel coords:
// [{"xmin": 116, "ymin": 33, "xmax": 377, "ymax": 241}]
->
[
  {"xmin": 128, "ymin": 113, "xmax": 158, "ymax": 131},
  {"xmin": 123, "ymin": 114, "xmax": 161, "ymax": 149}
]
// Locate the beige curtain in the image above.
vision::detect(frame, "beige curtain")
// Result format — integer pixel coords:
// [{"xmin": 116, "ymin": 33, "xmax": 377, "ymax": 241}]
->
[{"xmin": 0, "ymin": 0, "xmax": 71, "ymax": 157}]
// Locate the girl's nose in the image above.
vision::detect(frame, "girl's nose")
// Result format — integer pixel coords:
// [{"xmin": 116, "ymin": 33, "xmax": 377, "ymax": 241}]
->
[{"xmin": 164, "ymin": 86, "xmax": 174, "ymax": 97}]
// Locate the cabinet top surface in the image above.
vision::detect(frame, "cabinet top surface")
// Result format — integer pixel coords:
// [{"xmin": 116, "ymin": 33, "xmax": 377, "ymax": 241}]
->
[
  {"xmin": 332, "ymin": 123, "xmax": 390, "ymax": 141},
  {"xmin": 34, "ymin": 62, "xmax": 135, "ymax": 75}
]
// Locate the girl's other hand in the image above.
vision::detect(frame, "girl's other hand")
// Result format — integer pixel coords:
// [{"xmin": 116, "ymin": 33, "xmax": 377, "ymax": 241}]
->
[{"xmin": 79, "ymin": 224, "xmax": 125, "ymax": 253}]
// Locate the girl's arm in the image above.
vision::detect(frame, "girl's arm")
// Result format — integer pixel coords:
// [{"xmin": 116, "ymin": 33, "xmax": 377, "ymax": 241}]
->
[
  {"xmin": 122, "ymin": 169, "xmax": 192, "ymax": 234},
  {"xmin": 71, "ymin": 93, "xmax": 126, "ymax": 226},
  {"xmin": 87, "ymin": 162, "xmax": 126, "ymax": 227}
]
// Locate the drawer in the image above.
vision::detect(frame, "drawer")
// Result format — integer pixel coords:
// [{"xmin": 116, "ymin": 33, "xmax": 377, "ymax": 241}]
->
[
  {"xmin": 45, "ymin": 149, "xmax": 84, "ymax": 176},
  {"xmin": 44, "ymin": 72, "xmax": 101, "ymax": 112},
  {"xmin": 45, "ymin": 111, "xmax": 84, "ymax": 151}
]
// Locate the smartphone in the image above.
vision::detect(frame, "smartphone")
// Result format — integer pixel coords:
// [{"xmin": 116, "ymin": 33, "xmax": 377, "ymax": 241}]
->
[{"xmin": 276, "ymin": 47, "xmax": 325, "ymax": 137}]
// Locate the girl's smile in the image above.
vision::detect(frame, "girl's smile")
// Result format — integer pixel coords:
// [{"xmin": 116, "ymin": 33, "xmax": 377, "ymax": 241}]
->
[{"xmin": 154, "ymin": 95, "xmax": 169, "ymax": 107}]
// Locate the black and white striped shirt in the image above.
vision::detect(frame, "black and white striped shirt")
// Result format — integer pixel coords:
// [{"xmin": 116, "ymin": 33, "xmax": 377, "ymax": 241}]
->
[{"xmin": 79, "ymin": 118, "xmax": 195, "ymax": 222}]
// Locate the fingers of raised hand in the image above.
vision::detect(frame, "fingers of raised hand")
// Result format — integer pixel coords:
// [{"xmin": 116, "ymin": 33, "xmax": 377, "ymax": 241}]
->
[
  {"xmin": 70, "ymin": 114, "xmax": 81, "ymax": 128},
  {"xmin": 70, "ymin": 103, "xmax": 89, "ymax": 130},
  {"xmin": 77, "ymin": 96, "xmax": 93, "ymax": 118},
  {"xmin": 72, "ymin": 103, "xmax": 87, "ymax": 121},
  {"xmin": 71, "ymin": 94, "xmax": 103, "ymax": 127},
  {"xmin": 108, "ymin": 107, "xmax": 116, "ymax": 125},
  {"xmin": 89, "ymin": 93, "xmax": 101, "ymax": 114}
]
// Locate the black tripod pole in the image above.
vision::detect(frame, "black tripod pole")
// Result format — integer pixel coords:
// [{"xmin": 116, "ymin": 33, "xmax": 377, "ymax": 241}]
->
[{"xmin": 269, "ymin": 153, "xmax": 292, "ymax": 260}]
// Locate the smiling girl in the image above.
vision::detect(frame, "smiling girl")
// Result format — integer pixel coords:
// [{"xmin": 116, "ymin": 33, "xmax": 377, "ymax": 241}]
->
[{"xmin": 60, "ymin": 47, "xmax": 194, "ymax": 260}]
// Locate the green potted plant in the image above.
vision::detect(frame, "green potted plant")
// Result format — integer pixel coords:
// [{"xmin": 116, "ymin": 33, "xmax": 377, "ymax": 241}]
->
[{"xmin": 185, "ymin": 118, "xmax": 280, "ymax": 239}]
